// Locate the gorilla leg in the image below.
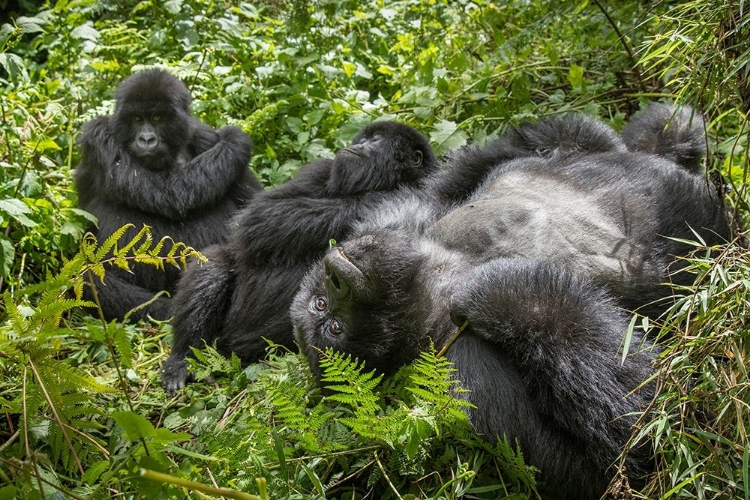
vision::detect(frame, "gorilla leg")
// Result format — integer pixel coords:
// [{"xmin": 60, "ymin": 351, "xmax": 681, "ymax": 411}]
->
[
  {"xmin": 621, "ymin": 103, "xmax": 705, "ymax": 173},
  {"xmin": 448, "ymin": 259, "xmax": 655, "ymax": 498},
  {"xmin": 162, "ymin": 246, "xmax": 236, "ymax": 394},
  {"xmin": 219, "ymin": 263, "xmax": 314, "ymax": 361}
]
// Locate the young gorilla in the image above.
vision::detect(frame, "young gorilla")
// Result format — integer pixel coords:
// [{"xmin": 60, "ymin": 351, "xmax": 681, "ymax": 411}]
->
[
  {"xmin": 76, "ymin": 69, "xmax": 261, "ymax": 322},
  {"xmin": 291, "ymin": 105, "xmax": 733, "ymax": 499},
  {"xmin": 161, "ymin": 121, "xmax": 438, "ymax": 393}
]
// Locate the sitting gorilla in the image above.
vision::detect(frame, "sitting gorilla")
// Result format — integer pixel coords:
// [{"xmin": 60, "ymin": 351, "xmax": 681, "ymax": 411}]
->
[
  {"xmin": 76, "ymin": 69, "xmax": 261, "ymax": 322},
  {"xmin": 160, "ymin": 121, "xmax": 438, "ymax": 393},
  {"xmin": 291, "ymin": 104, "xmax": 733, "ymax": 498}
]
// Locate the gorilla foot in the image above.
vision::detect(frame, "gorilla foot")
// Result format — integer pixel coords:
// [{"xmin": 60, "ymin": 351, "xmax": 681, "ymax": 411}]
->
[{"xmin": 161, "ymin": 356, "xmax": 194, "ymax": 395}]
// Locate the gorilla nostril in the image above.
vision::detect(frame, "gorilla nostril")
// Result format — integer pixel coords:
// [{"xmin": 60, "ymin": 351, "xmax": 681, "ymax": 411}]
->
[
  {"xmin": 137, "ymin": 132, "xmax": 158, "ymax": 149},
  {"xmin": 325, "ymin": 266, "xmax": 350, "ymax": 300}
]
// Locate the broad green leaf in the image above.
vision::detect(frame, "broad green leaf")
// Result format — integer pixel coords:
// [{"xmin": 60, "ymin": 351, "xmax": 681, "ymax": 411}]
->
[
  {"xmin": 27, "ymin": 138, "xmax": 61, "ymax": 152},
  {"xmin": 568, "ymin": 64, "xmax": 584, "ymax": 91},
  {"xmin": 71, "ymin": 23, "xmax": 100, "ymax": 41},
  {"xmin": 0, "ymin": 24, "xmax": 13, "ymax": 46},
  {"xmin": 430, "ymin": 120, "xmax": 468, "ymax": 154},
  {"xmin": 0, "ymin": 198, "xmax": 36, "ymax": 227},
  {"xmin": 0, "ymin": 53, "xmax": 26, "ymax": 83},
  {"xmin": 164, "ymin": 0, "xmax": 182, "ymax": 14},
  {"xmin": 112, "ymin": 411, "xmax": 156, "ymax": 441},
  {"xmin": 16, "ymin": 16, "xmax": 45, "ymax": 34},
  {"xmin": 0, "ymin": 235, "xmax": 14, "ymax": 278}
]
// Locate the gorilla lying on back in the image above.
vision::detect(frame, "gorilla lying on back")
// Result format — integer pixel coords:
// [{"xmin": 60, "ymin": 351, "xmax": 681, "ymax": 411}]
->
[
  {"xmin": 160, "ymin": 121, "xmax": 438, "ymax": 393},
  {"xmin": 76, "ymin": 69, "xmax": 261, "ymax": 322},
  {"xmin": 291, "ymin": 104, "xmax": 733, "ymax": 498}
]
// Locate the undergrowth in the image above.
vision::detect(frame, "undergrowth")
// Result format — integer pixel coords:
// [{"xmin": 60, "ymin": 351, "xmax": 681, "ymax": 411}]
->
[{"xmin": 1, "ymin": 0, "xmax": 749, "ymax": 498}]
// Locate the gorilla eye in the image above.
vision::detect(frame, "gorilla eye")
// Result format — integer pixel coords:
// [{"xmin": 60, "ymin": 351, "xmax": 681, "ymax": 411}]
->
[
  {"xmin": 133, "ymin": 116, "xmax": 143, "ymax": 122},
  {"xmin": 313, "ymin": 297, "xmax": 327, "ymax": 311},
  {"xmin": 152, "ymin": 114, "xmax": 162, "ymax": 122},
  {"xmin": 329, "ymin": 319, "xmax": 342, "ymax": 335}
]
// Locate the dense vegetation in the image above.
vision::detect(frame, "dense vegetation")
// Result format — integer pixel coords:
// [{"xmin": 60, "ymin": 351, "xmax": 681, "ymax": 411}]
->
[{"xmin": 0, "ymin": 0, "xmax": 748, "ymax": 498}]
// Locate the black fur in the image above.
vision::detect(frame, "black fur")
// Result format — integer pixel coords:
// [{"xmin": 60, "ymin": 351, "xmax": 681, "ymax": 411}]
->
[
  {"xmin": 621, "ymin": 102, "xmax": 706, "ymax": 173},
  {"xmin": 161, "ymin": 121, "xmax": 438, "ymax": 394},
  {"xmin": 291, "ymin": 104, "xmax": 733, "ymax": 498},
  {"xmin": 75, "ymin": 69, "xmax": 261, "ymax": 322}
]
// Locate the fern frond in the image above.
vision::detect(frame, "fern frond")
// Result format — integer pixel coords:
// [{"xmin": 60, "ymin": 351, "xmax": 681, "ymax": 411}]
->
[
  {"xmin": 115, "ymin": 224, "xmax": 149, "ymax": 256},
  {"xmin": 94, "ymin": 224, "xmax": 134, "ymax": 261},
  {"xmin": 319, "ymin": 350, "xmax": 382, "ymax": 416},
  {"xmin": 32, "ymin": 298, "xmax": 95, "ymax": 329},
  {"xmin": 3, "ymin": 291, "xmax": 28, "ymax": 335}
]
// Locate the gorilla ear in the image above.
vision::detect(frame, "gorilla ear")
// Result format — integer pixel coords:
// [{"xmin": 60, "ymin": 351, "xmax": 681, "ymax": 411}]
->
[
  {"xmin": 411, "ymin": 150, "xmax": 423, "ymax": 167},
  {"xmin": 176, "ymin": 91, "xmax": 191, "ymax": 112}
]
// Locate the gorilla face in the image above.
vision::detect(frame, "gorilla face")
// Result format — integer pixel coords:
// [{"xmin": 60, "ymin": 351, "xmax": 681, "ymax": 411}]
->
[
  {"xmin": 111, "ymin": 69, "xmax": 192, "ymax": 170},
  {"xmin": 327, "ymin": 121, "xmax": 437, "ymax": 195},
  {"xmin": 291, "ymin": 230, "xmax": 427, "ymax": 377}
]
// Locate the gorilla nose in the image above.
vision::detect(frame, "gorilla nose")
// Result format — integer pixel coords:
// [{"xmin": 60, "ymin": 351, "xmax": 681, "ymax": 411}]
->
[
  {"xmin": 137, "ymin": 131, "xmax": 158, "ymax": 150},
  {"xmin": 323, "ymin": 249, "xmax": 366, "ymax": 303},
  {"xmin": 325, "ymin": 259, "xmax": 351, "ymax": 301}
]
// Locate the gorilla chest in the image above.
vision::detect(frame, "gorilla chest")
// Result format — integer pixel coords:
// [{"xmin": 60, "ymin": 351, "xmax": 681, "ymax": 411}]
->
[{"xmin": 430, "ymin": 171, "xmax": 648, "ymax": 280}]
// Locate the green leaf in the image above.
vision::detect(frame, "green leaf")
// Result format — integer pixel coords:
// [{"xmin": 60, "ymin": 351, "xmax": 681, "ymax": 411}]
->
[
  {"xmin": 0, "ymin": 24, "xmax": 14, "ymax": 46},
  {"xmin": 112, "ymin": 411, "xmax": 156, "ymax": 441},
  {"xmin": 568, "ymin": 64, "xmax": 584, "ymax": 91},
  {"xmin": 0, "ymin": 485, "xmax": 17, "ymax": 500},
  {"xmin": 16, "ymin": 16, "xmax": 45, "ymax": 34},
  {"xmin": 28, "ymin": 138, "xmax": 61, "ymax": 152},
  {"xmin": 430, "ymin": 120, "xmax": 468, "ymax": 154},
  {"xmin": 164, "ymin": 0, "xmax": 182, "ymax": 14},
  {"xmin": 71, "ymin": 23, "xmax": 100, "ymax": 41},
  {"xmin": 0, "ymin": 235, "xmax": 14, "ymax": 278},
  {"xmin": 0, "ymin": 53, "xmax": 26, "ymax": 83},
  {"xmin": 0, "ymin": 198, "xmax": 37, "ymax": 227},
  {"xmin": 151, "ymin": 428, "xmax": 191, "ymax": 445}
]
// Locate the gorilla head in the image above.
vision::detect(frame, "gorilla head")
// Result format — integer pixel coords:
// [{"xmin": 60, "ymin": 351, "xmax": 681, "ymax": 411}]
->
[
  {"xmin": 292, "ymin": 229, "xmax": 429, "ymax": 378},
  {"xmin": 327, "ymin": 121, "xmax": 437, "ymax": 194},
  {"xmin": 111, "ymin": 69, "xmax": 193, "ymax": 170}
]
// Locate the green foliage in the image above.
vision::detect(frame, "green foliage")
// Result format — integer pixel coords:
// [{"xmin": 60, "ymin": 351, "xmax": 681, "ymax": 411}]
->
[
  {"xmin": 636, "ymin": 0, "xmax": 750, "ymax": 220},
  {"xmin": 0, "ymin": 0, "xmax": 748, "ymax": 498},
  {"xmin": 166, "ymin": 344, "xmax": 537, "ymax": 499},
  {"xmin": 0, "ymin": 226, "xmax": 205, "ymax": 498},
  {"xmin": 624, "ymin": 242, "xmax": 750, "ymax": 498}
]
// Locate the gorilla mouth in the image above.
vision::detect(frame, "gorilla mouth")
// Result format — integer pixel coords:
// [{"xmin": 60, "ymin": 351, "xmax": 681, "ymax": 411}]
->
[
  {"xmin": 323, "ymin": 248, "xmax": 366, "ymax": 303},
  {"xmin": 340, "ymin": 148, "xmax": 364, "ymax": 159}
]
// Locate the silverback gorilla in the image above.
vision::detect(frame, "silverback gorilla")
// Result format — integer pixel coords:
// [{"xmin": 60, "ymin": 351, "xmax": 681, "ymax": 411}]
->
[
  {"xmin": 76, "ymin": 69, "xmax": 261, "ymax": 321},
  {"xmin": 291, "ymin": 104, "xmax": 733, "ymax": 498},
  {"xmin": 161, "ymin": 121, "xmax": 438, "ymax": 393}
]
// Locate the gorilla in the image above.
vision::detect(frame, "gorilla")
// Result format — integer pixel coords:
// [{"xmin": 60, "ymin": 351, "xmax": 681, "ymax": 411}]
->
[
  {"xmin": 76, "ymin": 69, "xmax": 261, "ymax": 322},
  {"xmin": 291, "ymin": 104, "xmax": 733, "ymax": 498},
  {"xmin": 160, "ymin": 121, "xmax": 438, "ymax": 393}
]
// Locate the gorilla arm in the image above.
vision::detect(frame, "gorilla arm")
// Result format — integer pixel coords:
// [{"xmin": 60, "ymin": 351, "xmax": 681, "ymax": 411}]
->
[
  {"xmin": 81, "ymin": 120, "xmax": 252, "ymax": 220},
  {"xmin": 162, "ymin": 245, "xmax": 237, "ymax": 394},
  {"xmin": 448, "ymin": 258, "xmax": 654, "ymax": 495},
  {"xmin": 232, "ymin": 193, "xmax": 386, "ymax": 266}
]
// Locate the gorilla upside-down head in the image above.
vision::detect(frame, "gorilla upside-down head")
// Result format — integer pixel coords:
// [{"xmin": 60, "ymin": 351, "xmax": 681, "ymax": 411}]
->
[
  {"xmin": 76, "ymin": 69, "xmax": 261, "ymax": 322},
  {"xmin": 161, "ymin": 121, "xmax": 438, "ymax": 394},
  {"xmin": 292, "ymin": 104, "xmax": 734, "ymax": 498}
]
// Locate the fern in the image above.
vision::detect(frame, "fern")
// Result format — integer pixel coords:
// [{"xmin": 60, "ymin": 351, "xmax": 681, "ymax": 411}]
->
[
  {"xmin": 0, "ymin": 224, "xmax": 204, "ymax": 483},
  {"xmin": 318, "ymin": 349, "xmax": 383, "ymax": 416}
]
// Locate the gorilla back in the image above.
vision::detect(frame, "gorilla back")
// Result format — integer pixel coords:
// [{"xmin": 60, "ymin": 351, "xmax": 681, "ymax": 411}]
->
[
  {"xmin": 292, "ymin": 104, "xmax": 734, "ymax": 498},
  {"xmin": 76, "ymin": 69, "xmax": 261, "ymax": 322}
]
